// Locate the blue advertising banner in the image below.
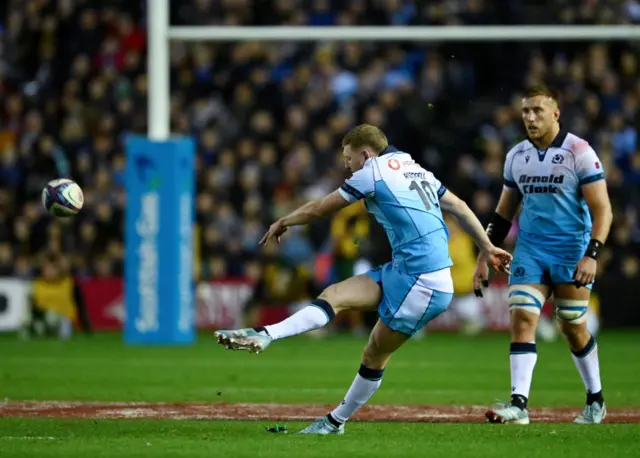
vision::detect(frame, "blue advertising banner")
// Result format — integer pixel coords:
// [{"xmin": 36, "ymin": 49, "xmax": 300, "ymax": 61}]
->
[{"xmin": 124, "ymin": 136, "xmax": 195, "ymax": 345}]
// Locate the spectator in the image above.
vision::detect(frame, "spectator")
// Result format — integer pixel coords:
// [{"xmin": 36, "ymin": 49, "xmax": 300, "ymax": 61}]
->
[
  {"xmin": 23, "ymin": 254, "xmax": 92, "ymax": 340},
  {"xmin": 0, "ymin": 0, "xmax": 638, "ymax": 333}
]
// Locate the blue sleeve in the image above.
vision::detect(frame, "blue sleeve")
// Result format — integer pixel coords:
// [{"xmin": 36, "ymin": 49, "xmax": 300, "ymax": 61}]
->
[{"xmin": 338, "ymin": 164, "xmax": 375, "ymax": 203}]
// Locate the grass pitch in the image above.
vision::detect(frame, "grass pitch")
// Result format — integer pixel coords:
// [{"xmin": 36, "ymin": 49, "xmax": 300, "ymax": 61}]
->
[{"xmin": 1, "ymin": 331, "xmax": 639, "ymax": 457}]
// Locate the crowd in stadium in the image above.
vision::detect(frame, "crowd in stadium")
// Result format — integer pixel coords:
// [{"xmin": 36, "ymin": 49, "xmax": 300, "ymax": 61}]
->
[{"xmin": 0, "ymin": 0, "xmax": 638, "ymax": 330}]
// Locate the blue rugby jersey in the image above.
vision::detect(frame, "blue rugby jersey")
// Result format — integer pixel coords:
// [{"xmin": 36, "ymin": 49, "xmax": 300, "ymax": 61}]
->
[
  {"xmin": 338, "ymin": 146, "xmax": 452, "ymax": 275},
  {"xmin": 503, "ymin": 130, "xmax": 605, "ymax": 253}
]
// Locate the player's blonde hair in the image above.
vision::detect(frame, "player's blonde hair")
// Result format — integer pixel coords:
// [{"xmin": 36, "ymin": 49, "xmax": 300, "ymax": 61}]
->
[
  {"xmin": 524, "ymin": 84, "xmax": 560, "ymax": 106},
  {"xmin": 341, "ymin": 124, "xmax": 389, "ymax": 154}
]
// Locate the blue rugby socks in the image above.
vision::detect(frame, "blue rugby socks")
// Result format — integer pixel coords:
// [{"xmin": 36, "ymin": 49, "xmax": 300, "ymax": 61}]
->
[
  {"xmin": 571, "ymin": 335, "xmax": 604, "ymax": 405},
  {"xmin": 263, "ymin": 299, "xmax": 336, "ymax": 340},
  {"xmin": 510, "ymin": 342, "xmax": 538, "ymax": 409},
  {"xmin": 329, "ymin": 364, "xmax": 384, "ymax": 424}
]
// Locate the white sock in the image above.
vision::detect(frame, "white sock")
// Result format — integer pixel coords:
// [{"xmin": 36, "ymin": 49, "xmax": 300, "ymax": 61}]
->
[
  {"xmin": 264, "ymin": 299, "xmax": 335, "ymax": 340},
  {"xmin": 510, "ymin": 342, "xmax": 538, "ymax": 400},
  {"xmin": 330, "ymin": 365, "xmax": 384, "ymax": 423},
  {"xmin": 571, "ymin": 335, "xmax": 602, "ymax": 395}
]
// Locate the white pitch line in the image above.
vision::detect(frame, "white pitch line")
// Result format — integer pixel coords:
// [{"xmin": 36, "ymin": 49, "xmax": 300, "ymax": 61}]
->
[
  {"xmin": 0, "ymin": 436, "xmax": 57, "ymax": 441},
  {"xmin": 0, "ymin": 356, "xmax": 503, "ymax": 370}
]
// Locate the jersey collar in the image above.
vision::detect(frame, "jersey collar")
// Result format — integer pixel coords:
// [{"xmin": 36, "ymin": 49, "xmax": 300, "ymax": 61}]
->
[
  {"xmin": 380, "ymin": 145, "xmax": 399, "ymax": 155},
  {"xmin": 527, "ymin": 124, "xmax": 568, "ymax": 150},
  {"xmin": 549, "ymin": 126, "xmax": 568, "ymax": 149}
]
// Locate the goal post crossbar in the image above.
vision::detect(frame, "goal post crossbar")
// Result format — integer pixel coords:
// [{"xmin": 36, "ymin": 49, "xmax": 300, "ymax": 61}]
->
[{"xmin": 167, "ymin": 25, "xmax": 640, "ymax": 42}]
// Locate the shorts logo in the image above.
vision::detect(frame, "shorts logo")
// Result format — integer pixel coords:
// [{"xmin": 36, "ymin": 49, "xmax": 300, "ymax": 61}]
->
[
  {"xmin": 388, "ymin": 159, "xmax": 400, "ymax": 170},
  {"xmin": 552, "ymin": 154, "xmax": 564, "ymax": 164},
  {"xmin": 514, "ymin": 266, "xmax": 526, "ymax": 278}
]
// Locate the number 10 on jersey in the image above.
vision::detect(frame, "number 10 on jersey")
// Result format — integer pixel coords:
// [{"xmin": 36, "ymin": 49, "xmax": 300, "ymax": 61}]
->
[{"xmin": 409, "ymin": 180, "xmax": 439, "ymax": 210}]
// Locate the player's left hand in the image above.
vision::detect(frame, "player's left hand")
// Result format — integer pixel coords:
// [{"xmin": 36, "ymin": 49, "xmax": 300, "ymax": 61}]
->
[
  {"xmin": 482, "ymin": 246, "xmax": 513, "ymax": 275},
  {"xmin": 573, "ymin": 256, "xmax": 596, "ymax": 288},
  {"xmin": 259, "ymin": 219, "xmax": 288, "ymax": 246}
]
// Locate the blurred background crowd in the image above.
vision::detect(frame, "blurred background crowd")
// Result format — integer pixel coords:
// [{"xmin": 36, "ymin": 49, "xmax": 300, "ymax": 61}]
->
[{"xmin": 0, "ymin": 0, "xmax": 638, "ymax": 333}]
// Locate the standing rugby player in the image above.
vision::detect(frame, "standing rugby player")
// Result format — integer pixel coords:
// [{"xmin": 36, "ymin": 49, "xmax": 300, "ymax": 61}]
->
[{"xmin": 474, "ymin": 86, "xmax": 613, "ymax": 424}]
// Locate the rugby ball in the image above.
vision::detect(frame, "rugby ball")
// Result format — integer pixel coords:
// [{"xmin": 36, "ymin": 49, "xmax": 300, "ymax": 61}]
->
[{"xmin": 42, "ymin": 179, "xmax": 84, "ymax": 217}]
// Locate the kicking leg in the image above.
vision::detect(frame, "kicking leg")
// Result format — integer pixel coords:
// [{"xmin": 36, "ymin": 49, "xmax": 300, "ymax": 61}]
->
[
  {"xmin": 299, "ymin": 320, "xmax": 409, "ymax": 434},
  {"xmin": 486, "ymin": 284, "xmax": 549, "ymax": 424},
  {"xmin": 215, "ymin": 274, "xmax": 380, "ymax": 353},
  {"xmin": 554, "ymin": 283, "xmax": 606, "ymax": 424}
]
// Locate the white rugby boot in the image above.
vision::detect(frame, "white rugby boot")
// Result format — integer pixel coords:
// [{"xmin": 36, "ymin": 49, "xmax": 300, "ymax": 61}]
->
[
  {"xmin": 573, "ymin": 402, "xmax": 607, "ymax": 424},
  {"xmin": 214, "ymin": 328, "xmax": 273, "ymax": 354},
  {"xmin": 486, "ymin": 403, "xmax": 530, "ymax": 424},
  {"xmin": 298, "ymin": 416, "xmax": 345, "ymax": 435}
]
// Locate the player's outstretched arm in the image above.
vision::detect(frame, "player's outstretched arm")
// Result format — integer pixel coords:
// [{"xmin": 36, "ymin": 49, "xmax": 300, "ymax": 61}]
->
[
  {"xmin": 440, "ymin": 190, "xmax": 512, "ymax": 274},
  {"xmin": 259, "ymin": 191, "xmax": 350, "ymax": 246},
  {"xmin": 280, "ymin": 191, "xmax": 351, "ymax": 227},
  {"xmin": 573, "ymin": 179, "xmax": 613, "ymax": 287}
]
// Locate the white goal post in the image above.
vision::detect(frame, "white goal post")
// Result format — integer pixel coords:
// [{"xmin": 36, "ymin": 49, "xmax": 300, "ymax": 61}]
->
[{"xmin": 148, "ymin": 0, "xmax": 640, "ymax": 141}]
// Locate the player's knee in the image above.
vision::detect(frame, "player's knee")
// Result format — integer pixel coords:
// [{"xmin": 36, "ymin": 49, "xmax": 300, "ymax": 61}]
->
[
  {"xmin": 317, "ymin": 285, "xmax": 341, "ymax": 313},
  {"xmin": 508, "ymin": 286, "xmax": 544, "ymax": 338},
  {"xmin": 555, "ymin": 299, "xmax": 589, "ymax": 324},
  {"xmin": 508, "ymin": 286, "xmax": 545, "ymax": 318}
]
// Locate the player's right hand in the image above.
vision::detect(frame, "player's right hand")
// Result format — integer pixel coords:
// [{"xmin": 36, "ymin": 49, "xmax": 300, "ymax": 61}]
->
[
  {"xmin": 473, "ymin": 256, "xmax": 490, "ymax": 298},
  {"xmin": 483, "ymin": 247, "xmax": 513, "ymax": 275},
  {"xmin": 259, "ymin": 219, "xmax": 288, "ymax": 246},
  {"xmin": 474, "ymin": 248, "xmax": 513, "ymax": 297}
]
